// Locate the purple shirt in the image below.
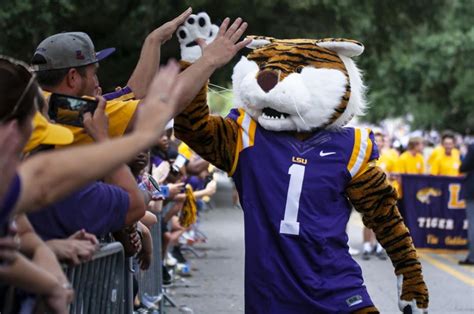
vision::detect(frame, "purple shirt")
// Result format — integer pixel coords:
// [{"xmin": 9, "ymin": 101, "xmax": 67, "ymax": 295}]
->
[
  {"xmin": 102, "ymin": 86, "xmax": 134, "ymax": 101},
  {"xmin": 186, "ymin": 176, "xmax": 205, "ymax": 191},
  {"xmin": 228, "ymin": 109, "xmax": 378, "ymax": 313},
  {"xmin": 0, "ymin": 174, "xmax": 21, "ymax": 232},
  {"xmin": 28, "ymin": 182, "xmax": 129, "ymax": 240}
]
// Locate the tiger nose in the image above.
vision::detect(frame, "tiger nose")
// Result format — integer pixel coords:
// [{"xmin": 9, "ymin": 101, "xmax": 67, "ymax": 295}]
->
[{"xmin": 256, "ymin": 70, "xmax": 279, "ymax": 93}]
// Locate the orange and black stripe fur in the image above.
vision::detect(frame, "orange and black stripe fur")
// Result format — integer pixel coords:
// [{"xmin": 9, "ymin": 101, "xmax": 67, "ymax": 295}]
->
[{"xmin": 175, "ymin": 39, "xmax": 428, "ymax": 311}]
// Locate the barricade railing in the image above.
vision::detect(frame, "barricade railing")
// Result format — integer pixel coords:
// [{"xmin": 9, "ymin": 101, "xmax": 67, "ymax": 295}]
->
[
  {"xmin": 137, "ymin": 211, "xmax": 164, "ymax": 311},
  {"xmin": 64, "ymin": 242, "xmax": 129, "ymax": 314}
]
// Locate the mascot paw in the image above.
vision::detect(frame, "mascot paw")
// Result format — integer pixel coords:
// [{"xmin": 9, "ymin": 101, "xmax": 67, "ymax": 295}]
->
[
  {"xmin": 176, "ymin": 12, "xmax": 219, "ymax": 63},
  {"xmin": 397, "ymin": 275, "xmax": 429, "ymax": 313}
]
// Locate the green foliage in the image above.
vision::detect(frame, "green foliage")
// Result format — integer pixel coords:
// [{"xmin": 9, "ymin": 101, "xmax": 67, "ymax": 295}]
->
[{"xmin": 0, "ymin": 0, "xmax": 472, "ymax": 132}]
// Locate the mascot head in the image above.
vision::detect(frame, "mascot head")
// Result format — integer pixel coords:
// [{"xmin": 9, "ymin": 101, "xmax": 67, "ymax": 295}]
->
[{"xmin": 232, "ymin": 36, "xmax": 366, "ymax": 132}]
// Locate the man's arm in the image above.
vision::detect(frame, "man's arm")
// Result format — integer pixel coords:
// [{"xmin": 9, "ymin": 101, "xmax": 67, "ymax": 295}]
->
[
  {"xmin": 0, "ymin": 252, "xmax": 72, "ymax": 313},
  {"xmin": 127, "ymin": 8, "xmax": 192, "ymax": 99},
  {"xmin": 14, "ymin": 60, "xmax": 183, "ymax": 214},
  {"xmin": 103, "ymin": 166, "xmax": 146, "ymax": 225},
  {"xmin": 15, "ymin": 215, "xmax": 70, "ymax": 285},
  {"xmin": 186, "ymin": 158, "xmax": 209, "ymax": 176}
]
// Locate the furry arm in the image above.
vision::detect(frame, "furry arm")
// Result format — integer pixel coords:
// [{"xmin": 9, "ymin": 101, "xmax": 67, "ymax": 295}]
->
[
  {"xmin": 174, "ymin": 67, "xmax": 239, "ymax": 172},
  {"xmin": 346, "ymin": 165, "xmax": 429, "ymax": 309}
]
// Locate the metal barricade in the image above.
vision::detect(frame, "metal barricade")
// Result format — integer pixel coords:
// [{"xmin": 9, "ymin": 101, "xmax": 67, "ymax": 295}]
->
[
  {"xmin": 65, "ymin": 242, "xmax": 128, "ymax": 314},
  {"xmin": 137, "ymin": 212, "xmax": 164, "ymax": 311}
]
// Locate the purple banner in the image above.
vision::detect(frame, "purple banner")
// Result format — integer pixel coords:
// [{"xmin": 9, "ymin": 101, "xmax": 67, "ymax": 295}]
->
[{"xmin": 399, "ymin": 174, "xmax": 468, "ymax": 250}]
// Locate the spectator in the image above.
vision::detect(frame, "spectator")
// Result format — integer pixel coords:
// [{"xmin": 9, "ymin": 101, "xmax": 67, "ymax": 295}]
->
[
  {"xmin": 427, "ymin": 134, "xmax": 460, "ymax": 173},
  {"xmin": 1, "ymin": 55, "xmax": 184, "ymax": 311},
  {"xmin": 430, "ymin": 132, "xmax": 461, "ymax": 176},
  {"xmin": 459, "ymin": 143, "xmax": 474, "ymax": 265},
  {"xmin": 396, "ymin": 136, "xmax": 425, "ymax": 174},
  {"xmin": 1, "ymin": 55, "xmax": 184, "ymax": 224},
  {"xmin": 27, "ymin": 104, "xmax": 147, "ymax": 240},
  {"xmin": 31, "ymin": 9, "xmax": 192, "ymax": 144}
]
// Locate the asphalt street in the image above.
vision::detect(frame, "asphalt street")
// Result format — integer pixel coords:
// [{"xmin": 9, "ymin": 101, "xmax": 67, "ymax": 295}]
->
[{"xmin": 165, "ymin": 207, "xmax": 474, "ymax": 314}]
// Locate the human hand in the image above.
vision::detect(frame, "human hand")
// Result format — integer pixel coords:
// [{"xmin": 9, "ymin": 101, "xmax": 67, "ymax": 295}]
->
[
  {"xmin": 0, "ymin": 120, "xmax": 22, "ymax": 202},
  {"xmin": 43, "ymin": 281, "xmax": 74, "ymax": 314},
  {"xmin": 129, "ymin": 228, "xmax": 142, "ymax": 254},
  {"xmin": 135, "ymin": 59, "xmax": 183, "ymax": 134},
  {"xmin": 68, "ymin": 229, "xmax": 99, "ymax": 245},
  {"xmin": 137, "ymin": 247, "xmax": 152, "ymax": 270},
  {"xmin": 47, "ymin": 239, "xmax": 97, "ymax": 266},
  {"xmin": 150, "ymin": 7, "xmax": 192, "ymax": 44},
  {"xmin": 168, "ymin": 182, "xmax": 185, "ymax": 199},
  {"xmin": 197, "ymin": 16, "xmax": 251, "ymax": 68},
  {"xmin": 0, "ymin": 236, "xmax": 19, "ymax": 266},
  {"xmin": 205, "ymin": 180, "xmax": 217, "ymax": 195},
  {"xmin": 83, "ymin": 96, "xmax": 109, "ymax": 142},
  {"xmin": 138, "ymin": 174, "xmax": 164, "ymax": 200},
  {"xmin": 397, "ymin": 274, "xmax": 429, "ymax": 313}
]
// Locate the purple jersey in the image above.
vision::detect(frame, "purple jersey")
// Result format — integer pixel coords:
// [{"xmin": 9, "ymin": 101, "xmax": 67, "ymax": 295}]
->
[{"xmin": 227, "ymin": 109, "xmax": 378, "ymax": 313}]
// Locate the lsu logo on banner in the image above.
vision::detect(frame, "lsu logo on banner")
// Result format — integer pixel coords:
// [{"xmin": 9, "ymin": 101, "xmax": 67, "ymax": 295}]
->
[{"xmin": 416, "ymin": 187, "xmax": 441, "ymax": 204}]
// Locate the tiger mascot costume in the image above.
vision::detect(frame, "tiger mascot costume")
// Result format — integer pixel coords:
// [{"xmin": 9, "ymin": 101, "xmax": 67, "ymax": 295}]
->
[{"xmin": 175, "ymin": 13, "xmax": 428, "ymax": 314}]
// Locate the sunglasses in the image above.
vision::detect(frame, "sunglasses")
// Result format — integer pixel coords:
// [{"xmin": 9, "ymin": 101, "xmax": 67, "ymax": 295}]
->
[{"xmin": 0, "ymin": 55, "xmax": 37, "ymax": 123}]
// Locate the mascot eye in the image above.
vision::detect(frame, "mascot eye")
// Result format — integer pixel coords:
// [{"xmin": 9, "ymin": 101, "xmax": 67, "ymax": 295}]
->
[{"xmin": 295, "ymin": 66, "xmax": 304, "ymax": 74}]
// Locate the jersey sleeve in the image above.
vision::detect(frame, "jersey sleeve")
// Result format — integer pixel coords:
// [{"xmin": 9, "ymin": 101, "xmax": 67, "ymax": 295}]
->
[
  {"xmin": 174, "ymin": 64, "xmax": 239, "ymax": 173},
  {"xmin": 103, "ymin": 86, "xmax": 135, "ymax": 101},
  {"xmin": 84, "ymin": 182, "xmax": 130, "ymax": 234},
  {"xmin": 347, "ymin": 128, "xmax": 378, "ymax": 179}
]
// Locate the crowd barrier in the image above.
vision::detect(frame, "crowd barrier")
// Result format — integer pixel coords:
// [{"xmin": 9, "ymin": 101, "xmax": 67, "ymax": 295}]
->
[
  {"xmin": 64, "ymin": 213, "xmax": 168, "ymax": 314},
  {"xmin": 399, "ymin": 174, "xmax": 468, "ymax": 250},
  {"xmin": 65, "ymin": 242, "xmax": 130, "ymax": 314},
  {"xmin": 137, "ymin": 211, "xmax": 164, "ymax": 311}
]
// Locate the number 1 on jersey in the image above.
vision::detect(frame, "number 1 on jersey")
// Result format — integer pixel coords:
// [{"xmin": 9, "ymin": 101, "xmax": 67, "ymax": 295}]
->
[{"xmin": 280, "ymin": 164, "xmax": 305, "ymax": 235}]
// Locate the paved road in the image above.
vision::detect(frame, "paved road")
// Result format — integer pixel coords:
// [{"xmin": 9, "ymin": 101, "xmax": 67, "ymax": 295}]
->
[{"xmin": 166, "ymin": 207, "xmax": 474, "ymax": 314}]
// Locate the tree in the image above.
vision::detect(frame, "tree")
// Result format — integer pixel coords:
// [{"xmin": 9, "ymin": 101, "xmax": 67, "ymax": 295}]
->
[{"xmin": 1, "ymin": 0, "xmax": 472, "ymax": 132}]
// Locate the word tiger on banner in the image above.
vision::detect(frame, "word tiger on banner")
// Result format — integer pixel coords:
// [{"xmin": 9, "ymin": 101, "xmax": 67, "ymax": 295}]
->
[{"xmin": 399, "ymin": 174, "xmax": 468, "ymax": 250}]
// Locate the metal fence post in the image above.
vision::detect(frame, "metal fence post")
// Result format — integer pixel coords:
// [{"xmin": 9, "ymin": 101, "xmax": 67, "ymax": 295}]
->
[{"xmin": 64, "ymin": 242, "xmax": 127, "ymax": 314}]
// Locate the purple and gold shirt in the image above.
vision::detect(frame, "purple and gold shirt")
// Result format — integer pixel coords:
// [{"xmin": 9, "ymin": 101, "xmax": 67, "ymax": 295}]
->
[{"xmin": 228, "ymin": 108, "xmax": 378, "ymax": 314}]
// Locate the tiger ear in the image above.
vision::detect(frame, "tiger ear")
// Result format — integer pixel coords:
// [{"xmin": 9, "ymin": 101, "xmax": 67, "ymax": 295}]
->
[
  {"xmin": 315, "ymin": 38, "xmax": 364, "ymax": 57},
  {"xmin": 245, "ymin": 35, "xmax": 276, "ymax": 49}
]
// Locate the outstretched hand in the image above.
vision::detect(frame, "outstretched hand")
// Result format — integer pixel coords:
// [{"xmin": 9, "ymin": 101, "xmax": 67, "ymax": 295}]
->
[
  {"xmin": 135, "ymin": 59, "xmax": 183, "ymax": 135},
  {"xmin": 151, "ymin": 7, "xmax": 193, "ymax": 44},
  {"xmin": 198, "ymin": 17, "xmax": 251, "ymax": 68}
]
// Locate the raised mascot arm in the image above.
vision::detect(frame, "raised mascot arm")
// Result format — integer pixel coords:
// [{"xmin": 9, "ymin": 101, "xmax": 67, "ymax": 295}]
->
[{"xmin": 173, "ymin": 13, "xmax": 249, "ymax": 172}]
